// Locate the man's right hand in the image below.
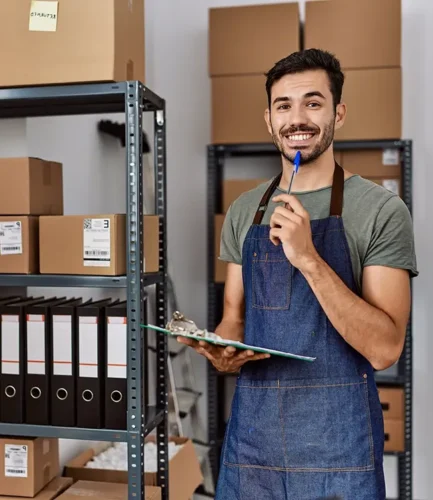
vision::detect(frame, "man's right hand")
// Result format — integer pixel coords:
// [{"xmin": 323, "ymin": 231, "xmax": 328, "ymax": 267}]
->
[{"xmin": 177, "ymin": 337, "xmax": 270, "ymax": 373}]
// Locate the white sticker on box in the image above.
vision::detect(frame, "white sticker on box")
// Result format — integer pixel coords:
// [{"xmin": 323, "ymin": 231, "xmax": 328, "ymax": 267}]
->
[
  {"xmin": 382, "ymin": 149, "xmax": 400, "ymax": 166},
  {"xmin": 29, "ymin": 1, "xmax": 59, "ymax": 32},
  {"xmin": 83, "ymin": 218, "xmax": 111, "ymax": 267},
  {"xmin": 5, "ymin": 444, "xmax": 28, "ymax": 478},
  {"xmin": 382, "ymin": 179, "xmax": 400, "ymax": 195},
  {"xmin": 0, "ymin": 221, "xmax": 22, "ymax": 255}
]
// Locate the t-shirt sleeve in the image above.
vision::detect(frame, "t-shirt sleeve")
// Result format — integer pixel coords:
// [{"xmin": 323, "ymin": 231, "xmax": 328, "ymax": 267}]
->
[
  {"xmin": 219, "ymin": 204, "xmax": 242, "ymax": 265},
  {"xmin": 363, "ymin": 195, "xmax": 418, "ymax": 277}
]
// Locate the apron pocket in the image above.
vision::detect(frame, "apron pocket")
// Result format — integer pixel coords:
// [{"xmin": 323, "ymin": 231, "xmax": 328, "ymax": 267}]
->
[
  {"xmin": 252, "ymin": 250, "xmax": 291, "ymax": 310},
  {"xmin": 223, "ymin": 383, "xmax": 287, "ymax": 470},
  {"xmin": 279, "ymin": 378, "xmax": 375, "ymax": 472}
]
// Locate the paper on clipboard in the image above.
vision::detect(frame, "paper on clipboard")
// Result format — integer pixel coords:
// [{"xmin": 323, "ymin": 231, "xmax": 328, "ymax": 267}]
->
[{"xmin": 143, "ymin": 312, "xmax": 316, "ymax": 362}]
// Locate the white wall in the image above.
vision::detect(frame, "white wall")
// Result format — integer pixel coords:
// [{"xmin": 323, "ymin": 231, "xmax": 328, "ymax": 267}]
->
[{"xmin": 0, "ymin": 0, "xmax": 430, "ymax": 496}]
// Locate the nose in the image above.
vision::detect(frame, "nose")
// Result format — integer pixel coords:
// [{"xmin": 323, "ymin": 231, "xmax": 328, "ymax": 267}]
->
[{"xmin": 289, "ymin": 104, "xmax": 309, "ymax": 129}]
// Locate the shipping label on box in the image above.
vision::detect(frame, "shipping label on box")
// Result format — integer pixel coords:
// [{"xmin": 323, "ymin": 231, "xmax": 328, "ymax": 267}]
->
[
  {"xmin": 0, "ymin": 221, "xmax": 22, "ymax": 256},
  {"xmin": 83, "ymin": 218, "xmax": 111, "ymax": 268},
  {"xmin": 29, "ymin": 1, "xmax": 59, "ymax": 32},
  {"xmin": 4, "ymin": 444, "xmax": 28, "ymax": 478}
]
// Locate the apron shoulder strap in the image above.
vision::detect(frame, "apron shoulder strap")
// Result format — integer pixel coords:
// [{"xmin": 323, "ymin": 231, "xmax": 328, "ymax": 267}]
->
[
  {"xmin": 253, "ymin": 173, "xmax": 282, "ymax": 225},
  {"xmin": 330, "ymin": 162, "xmax": 344, "ymax": 217},
  {"xmin": 252, "ymin": 161, "xmax": 345, "ymax": 225}
]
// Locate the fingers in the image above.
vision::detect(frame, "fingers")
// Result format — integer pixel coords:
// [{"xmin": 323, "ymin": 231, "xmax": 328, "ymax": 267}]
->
[
  {"xmin": 269, "ymin": 227, "xmax": 283, "ymax": 245},
  {"xmin": 272, "ymin": 194, "xmax": 309, "ymax": 218},
  {"xmin": 272, "ymin": 206, "xmax": 303, "ymax": 225}
]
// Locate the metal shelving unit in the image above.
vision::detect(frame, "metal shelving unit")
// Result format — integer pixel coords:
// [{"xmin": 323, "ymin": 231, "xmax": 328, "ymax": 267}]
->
[
  {"xmin": 207, "ymin": 139, "xmax": 413, "ymax": 499},
  {"xmin": 0, "ymin": 81, "xmax": 169, "ymax": 500}
]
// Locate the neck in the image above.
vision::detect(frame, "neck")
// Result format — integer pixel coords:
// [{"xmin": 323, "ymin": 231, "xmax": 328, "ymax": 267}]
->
[{"xmin": 280, "ymin": 146, "xmax": 336, "ymax": 193}]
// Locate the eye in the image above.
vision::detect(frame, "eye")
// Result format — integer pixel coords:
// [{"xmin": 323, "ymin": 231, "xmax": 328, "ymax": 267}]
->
[
  {"xmin": 307, "ymin": 102, "xmax": 321, "ymax": 108},
  {"xmin": 277, "ymin": 104, "xmax": 290, "ymax": 110}
]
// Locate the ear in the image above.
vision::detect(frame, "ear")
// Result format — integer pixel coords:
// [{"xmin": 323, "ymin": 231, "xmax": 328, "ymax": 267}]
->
[
  {"xmin": 264, "ymin": 108, "xmax": 273, "ymax": 136},
  {"xmin": 334, "ymin": 102, "xmax": 347, "ymax": 131}
]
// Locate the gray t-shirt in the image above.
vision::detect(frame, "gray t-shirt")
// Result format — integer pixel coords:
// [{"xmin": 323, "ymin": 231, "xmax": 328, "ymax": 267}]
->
[{"xmin": 219, "ymin": 175, "xmax": 418, "ymax": 291}]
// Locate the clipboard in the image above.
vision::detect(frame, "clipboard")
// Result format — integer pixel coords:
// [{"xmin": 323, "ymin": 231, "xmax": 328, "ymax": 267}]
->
[{"xmin": 143, "ymin": 324, "xmax": 316, "ymax": 362}]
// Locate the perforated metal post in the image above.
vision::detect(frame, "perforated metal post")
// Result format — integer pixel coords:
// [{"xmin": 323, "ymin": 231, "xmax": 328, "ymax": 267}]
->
[
  {"xmin": 154, "ymin": 106, "xmax": 169, "ymax": 499},
  {"xmin": 125, "ymin": 81, "xmax": 145, "ymax": 500},
  {"xmin": 398, "ymin": 140, "xmax": 413, "ymax": 500}
]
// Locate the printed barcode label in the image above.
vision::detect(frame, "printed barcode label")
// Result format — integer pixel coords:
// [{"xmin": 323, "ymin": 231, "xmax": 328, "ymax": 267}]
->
[
  {"xmin": 5, "ymin": 445, "xmax": 28, "ymax": 477},
  {"xmin": 83, "ymin": 218, "xmax": 111, "ymax": 267},
  {"xmin": 84, "ymin": 250, "xmax": 110, "ymax": 257},
  {"xmin": 0, "ymin": 222, "xmax": 22, "ymax": 255}
]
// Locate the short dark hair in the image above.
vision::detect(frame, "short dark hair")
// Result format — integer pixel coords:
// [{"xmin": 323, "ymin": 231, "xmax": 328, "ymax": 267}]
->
[{"xmin": 265, "ymin": 49, "xmax": 345, "ymax": 110}]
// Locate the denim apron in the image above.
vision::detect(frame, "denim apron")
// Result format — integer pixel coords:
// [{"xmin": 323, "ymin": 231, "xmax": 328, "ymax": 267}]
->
[{"xmin": 215, "ymin": 164, "xmax": 386, "ymax": 500}]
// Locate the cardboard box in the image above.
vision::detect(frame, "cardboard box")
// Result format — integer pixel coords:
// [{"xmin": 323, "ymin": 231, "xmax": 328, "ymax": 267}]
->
[
  {"xmin": 384, "ymin": 419, "xmax": 404, "ymax": 452},
  {"xmin": 305, "ymin": 0, "xmax": 401, "ymax": 69},
  {"xmin": 341, "ymin": 149, "xmax": 401, "ymax": 178},
  {"xmin": 0, "ymin": 477, "xmax": 72, "ymax": 500},
  {"xmin": 223, "ymin": 179, "xmax": 268, "ymax": 213},
  {"xmin": 0, "ymin": 438, "xmax": 59, "ymax": 497},
  {"xmin": 368, "ymin": 177, "xmax": 401, "ymax": 197},
  {"xmin": 378, "ymin": 387, "xmax": 404, "ymax": 421},
  {"xmin": 58, "ymin": 481, "xmax": 161, "ymax": 500},
  {"xmin": 0, "ymin": 158, "xmax": 63, "ymax": 216},
  {"xmin": 209, "ymin": 3, "xmax": 300, "ymax": 76},
  {"xmin": 0, "ymin": 217, "xmax": 39, "ymax": 274},
  {"xmin": 335, "ymin": 68, "xmax": 401, "ymax": 141},
  {"xmin": 0, "ymin": 0, "xmax": 145, "ymax": 87},
  {"xmin": 63, "ymin": 437, "xmax": 202, "ymax": 500},
  {"xmin": 39, "ymin": 215, "xmax": 159, "ymax": 276},
  {"xmin": 212, "ymin": 75, "xmax": 269, "ymax": 144},
  {"xmin": 214, "ymin": 215, "xmax": 227, "ymax": 283}
]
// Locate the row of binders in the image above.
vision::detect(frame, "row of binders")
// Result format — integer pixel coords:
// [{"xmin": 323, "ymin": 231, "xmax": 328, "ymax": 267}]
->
[{"xmin": 0, "ymin": 295, "xmax": 138, "ymax": 430}]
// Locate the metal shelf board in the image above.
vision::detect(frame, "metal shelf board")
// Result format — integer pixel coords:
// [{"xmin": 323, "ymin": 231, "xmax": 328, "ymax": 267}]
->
[
  {"xmin": 0, "ymin": 81, "xmax": 164, "ymax": 118},
  {"xmin": 0, "ymin": 273, "xmax": 162, "ymax": 288},
  {"xmin": 375, "ymin": 374, "xmax": 406, "ymax": 387},
  {"xmin": 0, "ymin": 407, "xmax": 163, "ymax": 441},
  {"xmin": 208, "ymin": 140, "xmax": 410, "ymax": 159}
]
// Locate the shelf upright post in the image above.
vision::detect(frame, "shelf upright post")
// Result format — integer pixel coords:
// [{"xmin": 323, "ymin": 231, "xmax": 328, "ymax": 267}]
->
[
  {"xmin": 154, "ymin": 103, "xmax": 169, "ymax": 498},
  {"xmin": 399, "ymin": 140, "xmax": 413, "ymax": 500},
  {"xmin": 125, "ymin": 81, "xmax": 146, "ymax": 500}
]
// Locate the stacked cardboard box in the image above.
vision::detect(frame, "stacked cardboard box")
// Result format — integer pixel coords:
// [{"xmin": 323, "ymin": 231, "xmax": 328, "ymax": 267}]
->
[
  {"xmin": 63, "ymin": 437, "xmax": 203, "ymax": 500},
  {"xmin": 378, "ymin": 387, "xmax": 405, "ymax": 452},
  {"xmin": 0, "ymin": 0, "xmax": 145, "ymax": 87},
  {"xmin": 0, "ymin": 158, "xmax": 63, "ymax": 274},
  {"xmin": 209, "ymin": 3, "xmax": 301, "ymax": 144},
  {"xmin": 305, "ymin": 0, "xmax": 402, "ymax": 141},
  {"xmin": 0, "ymin": 437, "xmax": 64, "ymax": 498}
]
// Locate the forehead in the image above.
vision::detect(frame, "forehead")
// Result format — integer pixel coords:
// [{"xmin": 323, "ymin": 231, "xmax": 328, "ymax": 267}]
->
[{"xmin": 270, "ymin": 70, "xmax": 332, "ymax": 101}]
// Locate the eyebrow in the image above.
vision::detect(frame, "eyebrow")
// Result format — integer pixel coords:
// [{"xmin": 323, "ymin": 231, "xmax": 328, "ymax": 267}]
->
[{"xmin": 272, "ymin": 91, "xmax": 326, "ymax": 105}]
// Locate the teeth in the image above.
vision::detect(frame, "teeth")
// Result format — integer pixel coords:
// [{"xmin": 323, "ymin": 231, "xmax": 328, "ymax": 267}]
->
[{"xmin": 287, "ymin": 134, "xmax": 313, "ymax": 141}]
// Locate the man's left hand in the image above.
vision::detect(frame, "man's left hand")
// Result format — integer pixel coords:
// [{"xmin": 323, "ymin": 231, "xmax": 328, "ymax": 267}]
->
[{"xmin": 270, "ymin": 194, "xmax": 319, "ymax": 271}]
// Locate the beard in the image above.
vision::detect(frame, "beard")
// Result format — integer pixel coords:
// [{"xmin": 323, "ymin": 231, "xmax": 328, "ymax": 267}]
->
[{"xmin": 271, "ymin": 118, "xmax": 335, "ymax": 165}]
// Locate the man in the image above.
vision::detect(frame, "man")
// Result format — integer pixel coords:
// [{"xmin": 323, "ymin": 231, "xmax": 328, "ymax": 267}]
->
[{"xmin": 179, "ymin": 49, "xmax": 417, "ymax": 499}]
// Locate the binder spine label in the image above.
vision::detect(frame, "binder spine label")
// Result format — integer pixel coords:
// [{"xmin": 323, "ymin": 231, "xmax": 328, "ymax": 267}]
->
[
  {"xmin": 83, "ymin": 218, "xmax": 111, "ymax": 267},
  {"xmin": 27, "ymin": 314, "xmax": 45, "ymax": 375},
  {"xmin": 107, "ymin": 316, "xmax": 127, "ymax": 379},
  {"xmin": 1, "ymin": 315, "xmax": 20, "ymax": 375},
  {"xmin": 79, "ymin": 316, "xmax": 98, "ymax": 378},
  {"xmin": 53, "ymin": 315, "xmax": 73, "ymax": 376},
  {"xmin": 5, "ymin": 444, "xmax": 28, "ymax": 477},
  {"xmin": 0, "ymin": 221, "xmax": 22, "ymax": 255}
]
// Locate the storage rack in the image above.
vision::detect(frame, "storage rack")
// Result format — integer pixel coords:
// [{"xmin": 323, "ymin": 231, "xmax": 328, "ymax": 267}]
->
[
  {"xmin": 207, "ymin": 140, "xmax": 413, "ymax": 500},
  {"xmin": 0, "ymin": 81, "xmax": 169, "ymax": 500}
]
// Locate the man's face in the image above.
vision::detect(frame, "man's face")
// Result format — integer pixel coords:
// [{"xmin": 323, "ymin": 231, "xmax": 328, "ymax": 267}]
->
[{"xmin": 264, "ymin": 70, "xmax": 345, "ymax": 165}]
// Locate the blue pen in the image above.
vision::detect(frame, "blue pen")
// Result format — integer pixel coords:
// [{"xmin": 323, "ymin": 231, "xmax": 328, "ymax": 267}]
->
[{"xmin": 287, "ymin": 150, "xmax": 301, "ymax": 196}]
